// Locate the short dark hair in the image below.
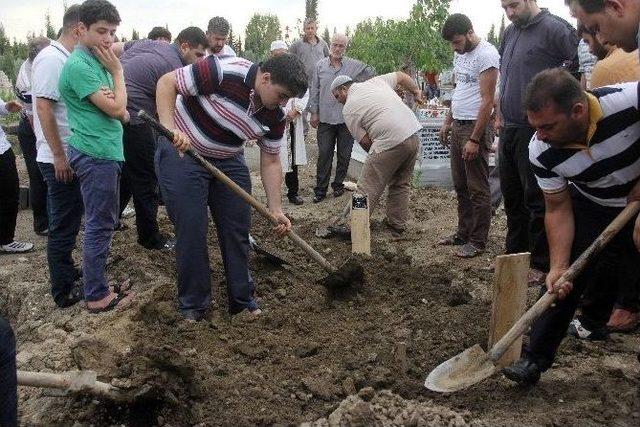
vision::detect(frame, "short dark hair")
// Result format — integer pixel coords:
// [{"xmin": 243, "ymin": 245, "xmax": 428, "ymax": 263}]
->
[
  {"xmin": 28, "ymin": 37, "xmax": 50, "ymax": 61},
  {"xmin": 62, "ymin": 4, "xmax": 81, "ymax": 32},
  {"xmin": 524, "ymin": 68, "xmax": 586, "ymax": 115},
  {"xmin": 207, "ymin": 16, "xmax": 230, "ymax": 36},
  {"xmin": 564, "ymin": 0, "xmax": 605, "ymax": 13},
  {"xmin": 174, "ymin": 27, "xmax": 208, "ymax": 48},
  {"xmin": 148, "ymin": 26, "xmax": 172, "ymax": 41},
  {"xmin": 441, "ymin": 13, "xmax": 473, "ymax": 41},
  {"xmin": 261, "ymin": 53, "xmax": 308, "ymax": 98},
  {"xmin": 79, "ymin": 0, "xmax": 120, "ymax": 28}
]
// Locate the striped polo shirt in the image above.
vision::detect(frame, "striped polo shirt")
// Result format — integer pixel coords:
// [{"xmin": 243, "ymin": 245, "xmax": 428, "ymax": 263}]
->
[
  {"xmin": 175, "ymin": 55, "xmax": 285, "ymax": 158},
  {"xmin": 529, "ymin": 82, "xmax": 640, "ymax": 207}
]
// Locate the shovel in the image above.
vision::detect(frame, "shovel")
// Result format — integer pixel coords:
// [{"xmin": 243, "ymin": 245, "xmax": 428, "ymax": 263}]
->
[
  {"xmin": 425, "ymin": 201, "xmax": 640, "ymax": 393},
  {"xmin": 138, "ymin": 110, "xmax": 363, "ymax": 291}
]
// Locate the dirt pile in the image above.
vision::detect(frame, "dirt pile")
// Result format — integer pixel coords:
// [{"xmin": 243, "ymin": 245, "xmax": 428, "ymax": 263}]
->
[
  {"xmin": 304, "ymin": 388, "xmax": 469, "ymax": 426},
  {"xmin": 3, "ymin": 142, "xmax": 640, "ymax": 426}
]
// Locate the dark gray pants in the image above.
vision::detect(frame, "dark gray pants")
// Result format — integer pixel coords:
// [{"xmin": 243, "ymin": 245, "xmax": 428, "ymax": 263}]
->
[
  {"xmin": 314, "ymin": 122, "xmax": 353, "ymax": 197},
  {"xmin": 155, "ymin": 138, "xmax": 257, "ymax": 316}
]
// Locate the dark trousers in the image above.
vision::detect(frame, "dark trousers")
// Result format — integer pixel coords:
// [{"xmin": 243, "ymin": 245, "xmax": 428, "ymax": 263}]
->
[
  {"xmin": 499, "ymin": 126, "xmax": 549, "ymax": 271},
  {"xmin": 449, "ymin": 121, "xmax": 491, "ymax": 248},
  {"xmin": 525, "ymin": 188, "xmax": 640, "ymax": 370},
  {"xmin": 17, "ymin": 117, "xmax": 48, "ymax": 233},
  {"xmin": 68, "ymin": 146, "xmax": 121, "ymax": 302},
  {"xmin": 0, "ymin": 149, "xmax": 19, "ymax": 245},
  {"xmin": 285, "ymin": 124, "xmax": 299, "ymax": 198},
  {"xmin": 314, "ymin": 122, "xmax": 353, "ymax": 197},
  {"xmin": 156, "ymin": 137, "xmax": 257, "ymax": 316},
  {"xmin": 119, "ymin": 123, "xmax": 162, "ymax": 247},
  {"xmin": 38, "ymin": 162, "xmax": 83, "ymax": 305},
  {"xmin": 0, "ymin": 316, "xmax": 17, "ymax": 427}
]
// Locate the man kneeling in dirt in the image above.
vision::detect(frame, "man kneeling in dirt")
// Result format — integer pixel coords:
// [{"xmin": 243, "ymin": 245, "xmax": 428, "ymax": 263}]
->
[
  {"xmin": 503, "ymin": 69, "xmax": 640, "ymax": 385},
  {"xmin": 326, "ymin": 73, "xmax": 423, "ymax": 236},
  {"xmin": 156, "ymin": 53, "xmax": 307, "ymax": 321}
]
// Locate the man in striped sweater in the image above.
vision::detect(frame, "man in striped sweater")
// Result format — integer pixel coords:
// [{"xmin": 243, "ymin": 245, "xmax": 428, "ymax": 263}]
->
[
  {"xmin": 503, "ymin": 68, "xmax": 640, "ymax": 385},
  {"xmin": 156, "ymin": 53, "xmax": 307, "ymax": 321}
]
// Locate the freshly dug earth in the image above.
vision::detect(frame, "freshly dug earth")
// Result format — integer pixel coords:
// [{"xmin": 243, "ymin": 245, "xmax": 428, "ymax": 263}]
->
[{"xmin": 1, "ymin": 138, "xmax": 639, "ymax": 426}]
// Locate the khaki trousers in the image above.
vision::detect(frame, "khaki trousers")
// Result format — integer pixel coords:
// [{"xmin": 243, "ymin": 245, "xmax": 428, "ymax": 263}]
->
[{"xmin": 358, "ymin": 135, "xmax": 419, "ymax": 230}]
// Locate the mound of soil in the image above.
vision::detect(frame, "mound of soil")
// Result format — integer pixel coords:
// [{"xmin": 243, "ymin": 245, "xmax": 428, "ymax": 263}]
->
[{"xmin": 2, "ymin": 139, "xmax": 639, "ymax": 426}]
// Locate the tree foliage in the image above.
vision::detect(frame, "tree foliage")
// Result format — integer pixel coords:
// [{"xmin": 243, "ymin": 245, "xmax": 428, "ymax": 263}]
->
[
  {"xmin": 244, "ymin": 13, "xmax": 281, "ymax": 62},
  {"xmin": 45, "ymin": 10, "xmax": 57, "ymax": 39},
  {"xmin": 305, "ymin": 0, "xmax": 318, "ymax": 20},
  {"xmin": 349, "ymin": 0, "xmax": 452, "ymax": 74},
  {"xmin": 487, "ymin": 15, "xmax": 506, "ymax": 49},
  {"xmin": 0, "ymin": 22, "xmax": 28, "ymax": 84},
  {"xmin": 322, "ymin": 26, "xmax": 330, "ymax": 44},
  {"xmin": 131, "ymin": 29, "xmax": 139, "ymax": 40}
]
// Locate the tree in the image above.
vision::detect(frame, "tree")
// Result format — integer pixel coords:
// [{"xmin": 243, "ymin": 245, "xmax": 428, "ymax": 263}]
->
[
  {"xmin": 498, "ymin": 15, "xmax": 506, "ymax": 43},
  {"xmin": 322, "ymin": 26, "xmax": 330, "ymax": 44},
  {"xmin": 349, "ymin": 0, "xmax": 452, "ymax": 74},
  {"xmin": 305, "ymin": 0, "xmax": 318, "ymax": 20},
  {"xmin": 0, "ymin": 23, "xmax": 10, "ymax": 56},
  {"xmin": 487, "ymin": 24, "xmax": 498, "ymax": 48},
  {"xmin": 244, "ymin": 13, "xmax": 281, "ymax": 61},
  {"xmin": 44, "ymin": 10, "xmax": 57, "ymax": 39},
  {"xmin": 131, "ymin": 29, "xmax": 139, "ymax": 40}
]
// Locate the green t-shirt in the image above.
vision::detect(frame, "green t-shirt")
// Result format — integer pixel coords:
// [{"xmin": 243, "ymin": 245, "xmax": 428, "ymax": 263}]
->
[{"xmin": 59, "ymin": 46, "xmax": 123, "ymax": 161}]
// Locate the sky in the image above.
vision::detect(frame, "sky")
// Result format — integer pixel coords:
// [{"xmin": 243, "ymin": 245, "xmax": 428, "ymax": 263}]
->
[{"xmin": 1, "ymin": 0, "xmax": 575, "ymax": 43}]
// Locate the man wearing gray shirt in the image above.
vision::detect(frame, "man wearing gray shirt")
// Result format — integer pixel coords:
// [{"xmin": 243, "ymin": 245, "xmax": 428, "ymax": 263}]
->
[
  {"xmin": 498, "ymin": 0, "xmax": 578, "ymax": 283},
  {"xmin": 289, "ymin": 17, "xmax": 329, "ymax": 136},
  {"xmin": 308, "ymin": 33, "xmax": 374, "ymax": 203}
]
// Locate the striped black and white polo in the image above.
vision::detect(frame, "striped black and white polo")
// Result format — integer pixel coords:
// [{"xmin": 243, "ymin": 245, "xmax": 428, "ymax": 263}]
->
[{"xmin": 529, "ymin": 82, "xmax": 640, "ymax": 207}]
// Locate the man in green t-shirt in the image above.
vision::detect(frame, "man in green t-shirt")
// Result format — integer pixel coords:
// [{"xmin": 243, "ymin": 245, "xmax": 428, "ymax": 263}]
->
[{"xmin": 59, "ymin": 0, "xmax": 131, "ymax": 314}]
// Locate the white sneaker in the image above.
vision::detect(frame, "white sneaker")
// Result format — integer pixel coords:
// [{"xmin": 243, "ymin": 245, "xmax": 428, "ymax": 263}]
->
[
  {"xmin": 122, "ymin": 205, "xmax": 136, "ymax": 219},
  {"xmin": 0, "ymin": 241, "xmax": 34, "ymax": 254}
]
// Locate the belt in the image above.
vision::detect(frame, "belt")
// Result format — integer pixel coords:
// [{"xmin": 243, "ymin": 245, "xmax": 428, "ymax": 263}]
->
[{"xmin": 453, "ymin": 119, "xmax": 475, "ymax": 125}]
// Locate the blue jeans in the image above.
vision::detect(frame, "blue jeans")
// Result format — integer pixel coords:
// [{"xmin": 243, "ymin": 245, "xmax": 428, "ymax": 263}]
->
[
  {"xmin": 68, "ymin": 146, "xmax": 121, "ymax": 302},
  {"xmin": 0, "ymin": 316, "xmax": 17, "ymax": 427},
  {"xmin": 155, "ymin": 137, "xmax": 257, "ymax": 316},
  {"xmin": 38, "ymin": 162, "xmax": 84, "ymax": 306}
]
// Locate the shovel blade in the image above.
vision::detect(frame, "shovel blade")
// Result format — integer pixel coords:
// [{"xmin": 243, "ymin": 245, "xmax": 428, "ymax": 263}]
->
[{"xmin": 425, "ymin": 344, "xmax": 497, "ymax": 393}]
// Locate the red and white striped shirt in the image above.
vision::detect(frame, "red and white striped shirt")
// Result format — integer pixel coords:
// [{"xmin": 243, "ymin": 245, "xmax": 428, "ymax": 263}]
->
[{"xmin": 174, "ymin": 55, "xmax": 286, "ymax": 158}]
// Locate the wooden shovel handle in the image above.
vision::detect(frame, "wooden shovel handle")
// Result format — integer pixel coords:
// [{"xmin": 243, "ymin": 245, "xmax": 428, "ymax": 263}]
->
[
  {"xmin": 488, "ymin": 200, "xmax": 640, "ymax": 361},
  {"xmin": 137, "ymin": 110, "xmax": 335, "ymax": 272}
]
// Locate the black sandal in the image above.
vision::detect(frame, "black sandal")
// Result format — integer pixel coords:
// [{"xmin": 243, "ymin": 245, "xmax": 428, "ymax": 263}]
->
[{"xmin": 87, "ymin": 293, "xmax": 129, "ymax": 314}]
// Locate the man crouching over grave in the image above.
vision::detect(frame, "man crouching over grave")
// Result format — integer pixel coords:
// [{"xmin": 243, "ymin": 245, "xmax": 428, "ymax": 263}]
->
[
  {"xmin": 326, "ymin": 72, "xmax": 423, "ymax": 237},
  {"xmin": 155, "ymin": 53, "xmax": 307, "ymax": 321},
  {"xmin": 503, "ymin": 68, "xmax": 640, "ymax": 385}
]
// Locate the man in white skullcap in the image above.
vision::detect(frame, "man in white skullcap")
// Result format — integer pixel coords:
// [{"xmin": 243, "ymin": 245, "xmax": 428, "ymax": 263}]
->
[
  {"xmin": 328, "ymin": 72, "xmax": 423, "ymax": 235},
  {"xmin": 270, "ymin": 40, "xmax": 308, "ymax": 205}
]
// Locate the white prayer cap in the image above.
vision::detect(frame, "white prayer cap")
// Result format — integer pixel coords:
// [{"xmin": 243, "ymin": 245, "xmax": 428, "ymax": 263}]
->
[
  {"xmin": 270, "ymin": 40, "xmax": 287, "ymax": 51},
  {"xmin": 330, "ymin": 75, "xmax": 353, "ymax": 92}
]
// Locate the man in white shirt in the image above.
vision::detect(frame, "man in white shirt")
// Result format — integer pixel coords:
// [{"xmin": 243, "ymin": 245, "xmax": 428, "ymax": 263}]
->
[
  {"xmin": 330, "ymin": 72, "xmax": 423, "ymax": 234},
  {"xmin": 438, "ymin": 13, "xmax": 500, "ymax": 258},
  {"xmin": 31, "ymin": 5, "xmax": 85, "ymax": 308},
  {"xmin": 206, "ymin": 16, "xmax": 236, "ymax": 57}
]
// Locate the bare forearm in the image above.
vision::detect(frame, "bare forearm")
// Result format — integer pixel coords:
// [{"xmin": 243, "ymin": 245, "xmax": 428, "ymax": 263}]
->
[
  {"xmin": 37, "ymin": 101, "xmax": 65, "ymax": 156},
  {"xmin": 470, "ymin": 100, "xmax": 493, "ymax": 141},
  {"xmin": 156, "ymin": 72, "xmax": 178, "ymax": 129},
  {"xmin": 396, "ymin": 72, "xmax": 420, "ymax": 95},
  {"xmin": 260, "ymin": 152, "xmax": 284, "ymax": 212},
  {"xmin": 545, "ymin": 204, "xmax": 574, "ymax": 270}
]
